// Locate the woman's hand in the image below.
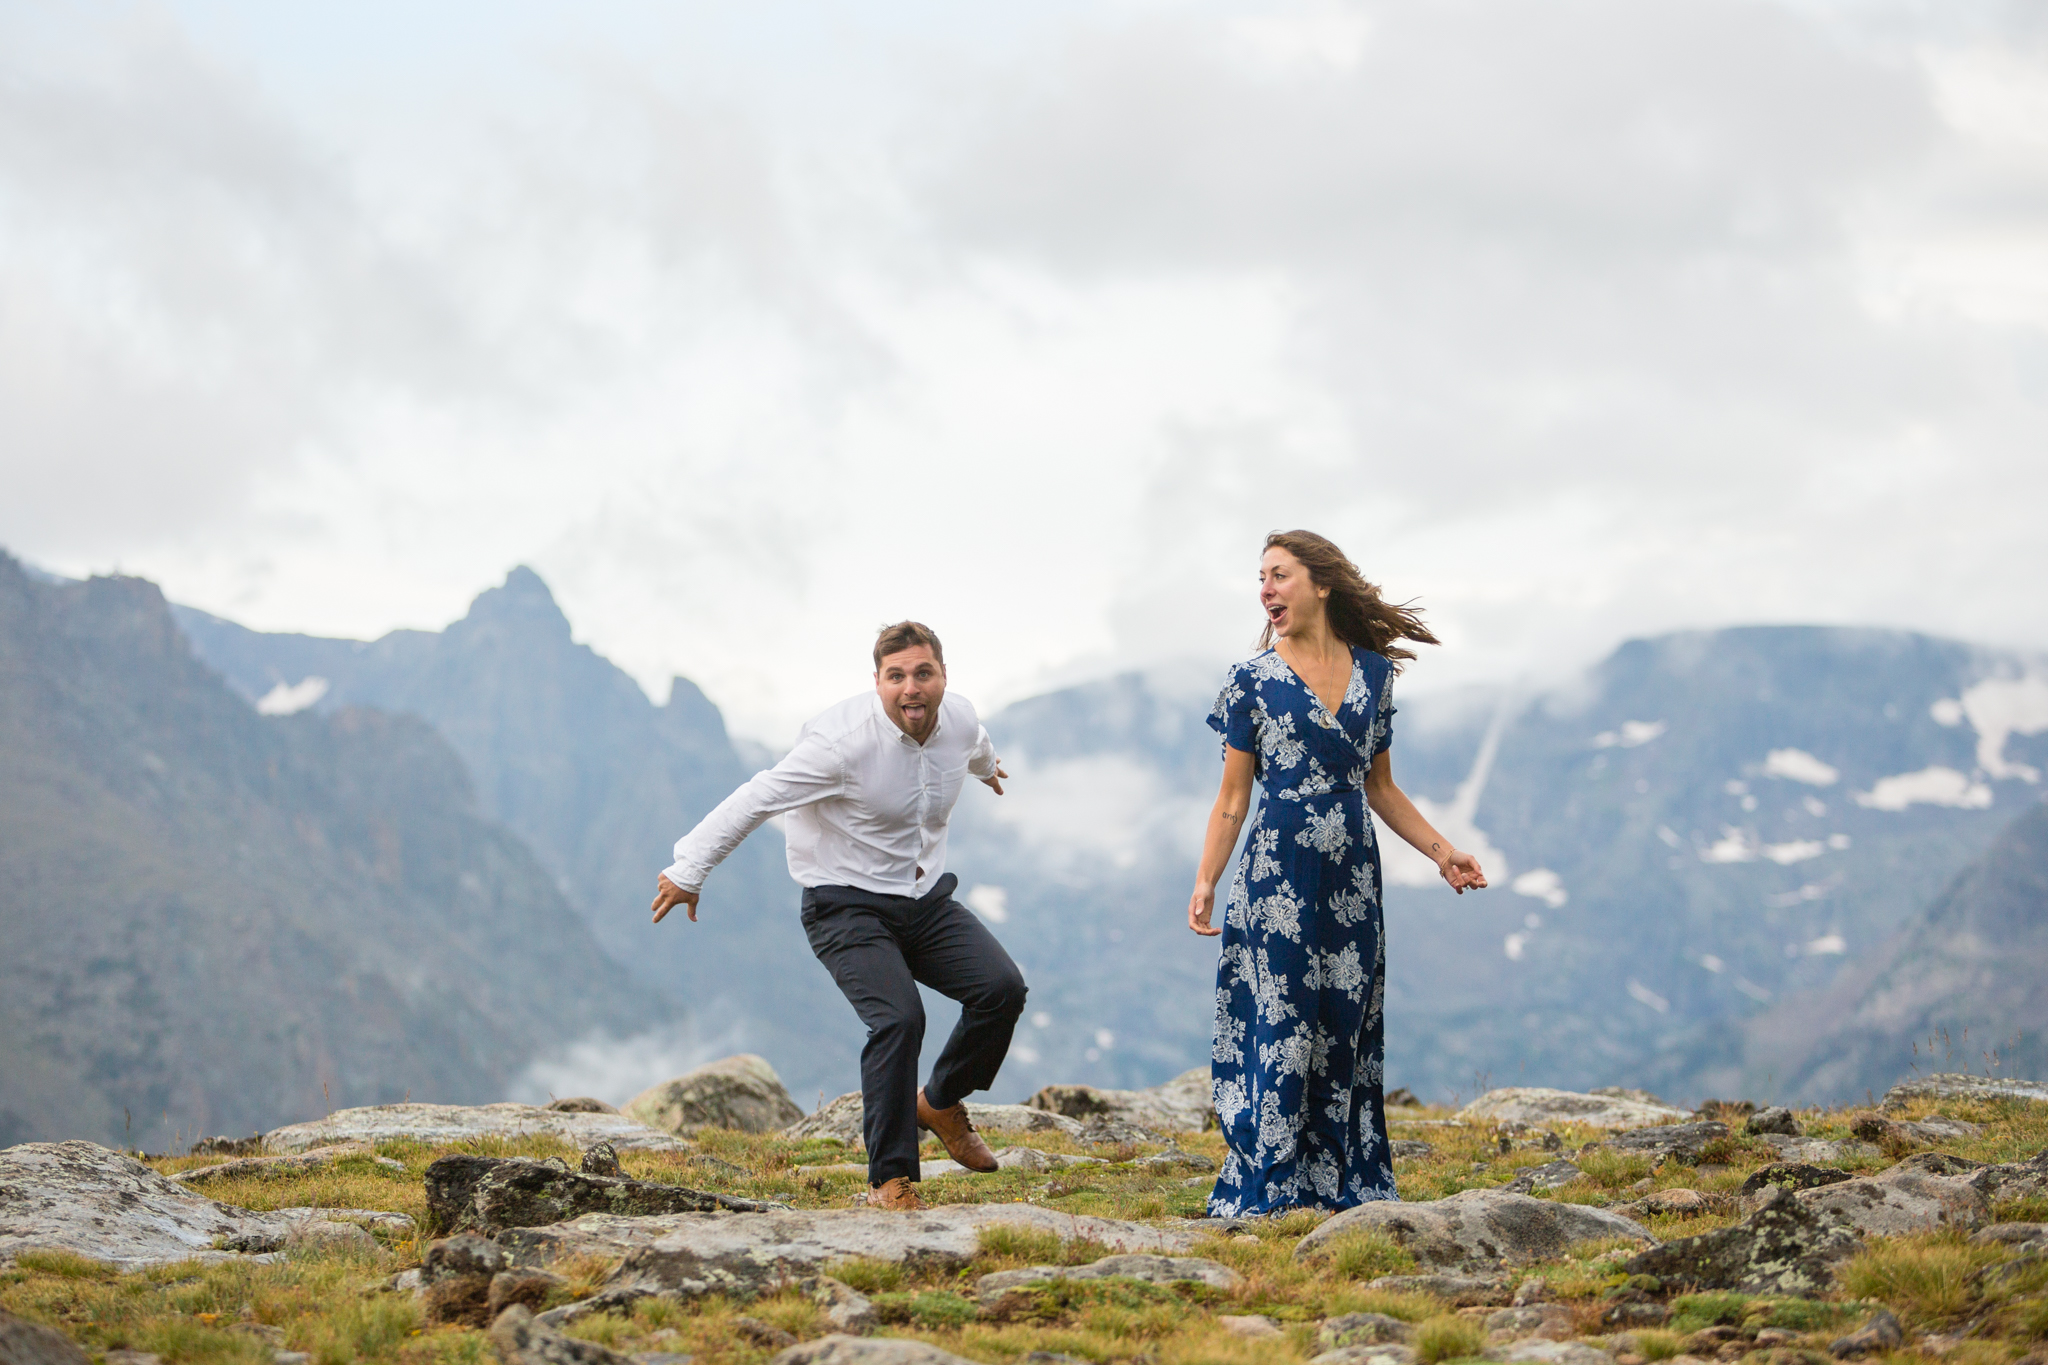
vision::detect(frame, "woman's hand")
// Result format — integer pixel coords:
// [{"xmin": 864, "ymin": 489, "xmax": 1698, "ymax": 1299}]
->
[
  {"xmin": 1438, "ymin": 850, "xmax": 1487, "ymax": 894},
  {"xmin": 1188, "ymin": 883, "xmax": 1222, "ymax": 936}
]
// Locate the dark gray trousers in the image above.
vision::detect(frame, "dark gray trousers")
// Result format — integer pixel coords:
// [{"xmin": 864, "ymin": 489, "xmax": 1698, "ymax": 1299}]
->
[{"xmin": 800, "ymin": 872, "xmax": 1028, "ymax": 1184}]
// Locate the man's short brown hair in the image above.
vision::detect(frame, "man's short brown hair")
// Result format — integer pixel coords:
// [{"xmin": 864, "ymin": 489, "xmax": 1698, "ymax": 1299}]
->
[{"xmin": 873, "ymin": 620, "xmax": 944, "ymax": 670}]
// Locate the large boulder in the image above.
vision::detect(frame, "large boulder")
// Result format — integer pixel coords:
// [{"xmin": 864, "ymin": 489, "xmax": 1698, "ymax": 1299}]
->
[
  {"xmin": 263, "ymin": 1103, "xmax": 687, "ymax": 1153},
  {"xmin": 1623, "ymin": 1185, "xmax": 1859, "ymax": 1297},
  {"xmin": 421, "ymin": 1154, "xmax": 780, "ymax": 1232},
  {"xmin": 624, "ymin": 1055, "xmax": 805, "ymax": 1135},
  {"xmin": 1603, "ymin": 1122, "xmax": 1729, "ymax": 1165},
  {"xmin": 784, "ymin": 1093, "xmax": 1085, "ymax": 1145},
  {"xmin": 1456, "ymin": 1088, "xmax": 1691, "ymax": 1130},
  {"xmin": 0, "ymin": 1310, "xmax": 89, "ymax": 1365},
  {"xmin": 1794, "ymin": 1154, "xmax": 1989, "ymax": 1236},
  {"xmin": 1882, "ymin": 1074, "xmax": 2048, "ymax": 1110},
  {"xmin": 1294, "ymin": 1189, "xmax": 1653, "ymax": 1271},
  {"xmin": 1024, "ymin": 1067, "xmax": 1213, "ymax": 1133},
  {"xmin": 171, "ymin": 1142, "xmax": 406, "ymax": 1186},
  {"xmin": 0, "ymin": 1141, "xmax": 293, "ymax": 1270},
  {"xmin": 492, "ymin": 1202, "xmax": 1206, "ymax": 1272}
]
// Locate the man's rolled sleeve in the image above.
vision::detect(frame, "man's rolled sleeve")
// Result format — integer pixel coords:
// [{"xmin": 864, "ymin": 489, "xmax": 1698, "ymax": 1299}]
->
[
  {"xmin": 965, "ymin": 725, "xmax": 999, "ymax": 780},
  {"xmin": 661, "ymin": 734, "xmax": 845, "ymax": 893}
]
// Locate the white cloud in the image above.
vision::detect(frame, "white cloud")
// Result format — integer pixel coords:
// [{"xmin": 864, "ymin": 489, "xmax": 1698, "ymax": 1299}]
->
[
  {"xmin": 507, "ymin": 1022, "xmax": 744, "ymax": 1109},
  {"xmin": 1762, "ymin": 839, "xmax": 1828, "ymax": 865},
  {"xmin": 965, "ymin": 884, "xmax": 1010, "ymax": 923},
  {"xmin": 1511, "ymin": 868, "xmax": 1568, "ymax": 909},
  {"xmin": 987, "ymin": 753, "xmax": 1205, "ymax": 869},
  {"xmin": 255, "ymin": 675, "xmax": 328, "ymax": 715},
  {"xmin": 1854, "ymin": 766, "xmax": 1995, "ymax": 811},
  {"xmin": 1763, "ymin": 748, "xmax": 1839, "ymax": 786},
  {"xmin": 1627, "ymin": 979, "xmax": 1669, "ymax": 1013},
  {"xmin": 1594, "ymin": 721, "xmax": 1668, "ymax": 750},
  {"xmin": 1958, "ymin": 676, "xmax": 2048, "ymax": 782}
]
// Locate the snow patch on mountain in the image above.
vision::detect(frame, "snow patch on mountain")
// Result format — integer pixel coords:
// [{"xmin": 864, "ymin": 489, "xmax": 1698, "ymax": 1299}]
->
[{"xmin": 1855, "ymin": 766, "xmax": 1995, "ymax": 811}]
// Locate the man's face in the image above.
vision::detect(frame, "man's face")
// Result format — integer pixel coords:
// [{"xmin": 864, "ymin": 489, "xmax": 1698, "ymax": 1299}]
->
[{"xmin": 875, "ymin": 645, "xmax": 947, "ymax": 742}]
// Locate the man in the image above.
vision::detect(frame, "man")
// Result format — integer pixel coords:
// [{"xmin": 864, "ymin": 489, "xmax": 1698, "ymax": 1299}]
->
[{"xmin": 650, "ymin": 621, "xmax": 1028, "ymax": 1211}]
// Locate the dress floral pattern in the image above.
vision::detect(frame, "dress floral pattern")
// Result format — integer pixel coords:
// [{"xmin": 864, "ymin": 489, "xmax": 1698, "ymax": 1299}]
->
[{"xmin": 1206, "ymin": 646, "xmax": 1398, "ymax": 1216}]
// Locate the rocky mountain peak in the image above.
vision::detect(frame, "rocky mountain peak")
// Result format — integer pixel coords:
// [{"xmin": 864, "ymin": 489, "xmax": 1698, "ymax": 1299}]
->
[{"xmin": 455, "ymin": 566, "xmax": 572, "ymax": 643}]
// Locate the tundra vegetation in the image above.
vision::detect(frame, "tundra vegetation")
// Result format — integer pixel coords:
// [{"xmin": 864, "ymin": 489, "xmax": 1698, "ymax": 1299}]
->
[{"xmin": 4, "ymin": 1090, "xmax": 2047, "ymax": 1365}]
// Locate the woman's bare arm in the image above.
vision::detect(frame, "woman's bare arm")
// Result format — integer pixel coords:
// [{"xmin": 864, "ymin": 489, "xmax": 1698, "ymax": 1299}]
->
[
  {"xmin": 1365, "ymin": 750, "xmax": 1487, "ymax": 893},
  {"xmin": 1187, "ymin": 746, "xmax": 1258, "ymax": 935}
]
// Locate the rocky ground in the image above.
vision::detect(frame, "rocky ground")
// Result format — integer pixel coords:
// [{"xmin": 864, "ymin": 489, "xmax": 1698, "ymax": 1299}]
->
[{"xmin": 2, "ymin": 1070, "xmax": 2046, "ymax": 1365}]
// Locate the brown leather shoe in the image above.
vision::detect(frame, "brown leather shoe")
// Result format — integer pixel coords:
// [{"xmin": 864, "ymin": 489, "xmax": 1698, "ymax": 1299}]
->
[
  {"xmin": 866, "ymin": 1175, "xmax": 924, "ymax": 1211},
  {"xmin": 917, "ymin": 1088, "xmax": 999, "ymax": 1172}
]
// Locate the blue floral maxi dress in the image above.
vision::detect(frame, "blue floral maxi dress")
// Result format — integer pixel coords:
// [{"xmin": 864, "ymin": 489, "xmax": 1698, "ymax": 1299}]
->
[{"xmin": 1206, "ymin": 646, "xmax": 1399, "ymax": 1216}]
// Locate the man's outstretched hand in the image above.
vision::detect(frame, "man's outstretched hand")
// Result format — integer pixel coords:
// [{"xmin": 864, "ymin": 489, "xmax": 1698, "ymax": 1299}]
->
[
  {"xmin": 980, "ymin": 761, "xmax": 1009, "ymax": 796},
  {"xmin": 651, "ymin": 874, "xmax": 699, "ymax": 924}
]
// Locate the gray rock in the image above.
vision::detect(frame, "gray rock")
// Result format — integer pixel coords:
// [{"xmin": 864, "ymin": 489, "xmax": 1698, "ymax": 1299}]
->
[
  {"xmin": 1746, "ymin": 1108, "xmax": 1802, "ymax": 1138},
  {"xmin": 172, "ymin": 1142, "xmax": 407, "ymax": 1186},
  {"xmin": 1023, "ymin": 1067, "xmax": 1214, "ymax": 1133},
  {"xmin": 423, "ymin": 1154, "xmax": 775, "ymax": 1232},
  {"xmin": 1756, "ymin": 1134, "xmax": 1879, "ymax": 1164},
  {"xmin": 784, "ymin": 1093, "xmax": 1084, "ymax": 1145},
  {"xmin": 581, "ymin": 1142, "xmax": 624, "ymax": 1178},
  {"xmin": 624, "ymin": 1055, "xmax": 805, "ymax": 1135},
  {"xmin": 1504, "ymin": 1161, "xmax": 1582, "ymax": 1194},
  {"xmin": 1484, "ymin": 1306, "xmax": 1576, "ymax": 1339},
  {"xmin": 545, "ymin": 1098, "xmax": 619, "ymax": 1114},
  {"xmin": 490, "ymin": 1304, "xmax": 636, "ymax": 1365},
  {"xmin": 1459, "ymin": 1088, "xmax": 1690, "ymax": 1130},
  {"xmin": 1310, "ymin": 1349, "xmax": 1417, "ymax": 1365},
  {"xmin": 1622, "ymin": 1184, "xmax": 1859, "ymax": 1297},
  {"xmin": 1132, "ymin": 1149, "xmax": 1217, "ymax": 1173},
  {"xmin": 1592, "ymin": 1087, "xmax": 1671, "ymax": 1105},
  {"xmin": 423, "ymin": 1232, "xmax": 516, "ymax": 1284},
  {"xmin": 1851, "ymin": 1113, "xmax": 1985, "ymax": 1146},
  {"xmin": 1964, "ymin": 1146, "xmax": 2048, "ymax": 1204},
  {"xmin": 769, "ymin": 1338, "xmax": 984, "ymax": 1365},
  {"xmin": 1483, "ymin": 1340, "xmax": 1611, "ymax": 1365},
  {"xmin": 1296, "ymin": 1188, "xmax": 1652, "ymax": 1271},
  {"xmin": 1392, "ymin": 1141, "xmax": 1435, "ymax": 1161},
  {"xmin": 1740, "ymin": 1164, "xmax": 1853, "ymax": 1195},
  {"xmin": 490, "ymin": 1268, "xmax": 570, "ymax": 1319},
  {"xmin": 1078, "ymin": 1115, "xmax": 1164, "ymax": 1146},
  {"xmin": 103, "ymin": 1351, "xmax": 164, "ymax": 1365},
  {"xmin": 271, "ymin": 1206, "xmax": 416, "ymax": 1236},
  {"xmin": 1795, "ymin": 1157, "xmax": 1989, "ymax": 1235},
  {"xmin": 0, "ymin": 1140, "xmax": 295, "ymax": 1270},
  {"xmin": 1365, "ymin": 1273, "xmax": 1508, "ymax": 1305},
  {"xmin": 1828, "ymin": 1308, "xmax": 1903, "ymax": 1358},
  {"xmin": 504, "ymin": 1204, "xmax": 1205, "ymax": 1302},
  {"xmin": 0, "ymin": 1309, "xmax": 90, "ymax": 1365},
  {"xmin": 285, "ymin": 1219, "xmax": 379, "ymax": 1253},
  {"xmin": 265, "ymin": 1103, "xmax": 686, "ymax": 1153},
  {"xmin": 1970, "ymin": 1221, "xmax": 2048, "ymax": 1247},
  {"xmin": 1320, "ymin": 1312, "xmax": 1416, "ymax": 1347},
  {"xmin": 1603, "ymin": 1122, "xmax": 1728, "ymax": 1165},
  {"xmin": 1219, "ymin": 1314, "xmax": 1285, "ymax": 1338},
  {"xmin": 975, "ymin": 1254, "xmax": 1241, "ymax": 1298},
  {"xmin": 798, "ymin": 1276, "xmax": 877, "ymax": 1334},
  {"xmin": 1881, "ymin": 1074, "xmax": 2048, "ymax": 1110}
]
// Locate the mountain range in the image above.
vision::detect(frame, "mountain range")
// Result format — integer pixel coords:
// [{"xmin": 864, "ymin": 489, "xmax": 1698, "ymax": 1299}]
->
[{"xmin": 0, "ymin": 555, "xmax": 665, "ymax": 1149}]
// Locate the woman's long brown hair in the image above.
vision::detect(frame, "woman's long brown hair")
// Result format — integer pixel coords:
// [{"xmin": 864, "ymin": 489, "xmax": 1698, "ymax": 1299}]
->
[{"xmin": 1258, "ymin": 529, "xmax": 1439, "ymax": 670}]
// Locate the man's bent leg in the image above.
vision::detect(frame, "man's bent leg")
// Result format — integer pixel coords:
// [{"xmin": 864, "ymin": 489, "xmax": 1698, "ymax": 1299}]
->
[
  {"xmin": 801, "ymin": 887, "xmax": 927, "ymax": 1186},
  {"xmin": 903, "ymin": 882, "xmax": 1029, "ymax": 1111}
]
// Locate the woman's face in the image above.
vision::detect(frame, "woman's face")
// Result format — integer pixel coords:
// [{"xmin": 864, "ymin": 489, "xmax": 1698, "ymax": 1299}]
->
[{"xmin": 1259, "ymin": 546, "xmax": 1326, "ymax": 639}]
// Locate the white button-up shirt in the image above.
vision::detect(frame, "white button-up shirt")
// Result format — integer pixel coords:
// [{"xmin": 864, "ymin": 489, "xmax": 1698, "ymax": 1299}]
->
[{"xmin": 664, "ymin": 690, "xmax": 1000, "ymax": 899}]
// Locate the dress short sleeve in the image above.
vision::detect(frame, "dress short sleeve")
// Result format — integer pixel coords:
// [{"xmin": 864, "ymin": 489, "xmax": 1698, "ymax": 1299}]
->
[
  {"xmin": 1372, "ymin": 668, "xmax": 1396, "ymax": 758},
  {"xmin": 1207, "ymin": 663, "xmax": 1258, "ymax": 756}
]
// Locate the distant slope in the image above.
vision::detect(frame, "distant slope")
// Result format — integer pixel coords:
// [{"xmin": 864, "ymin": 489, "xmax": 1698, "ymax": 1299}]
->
[
  {"xmin": 0, "ymin": 554, "xmax": 668, "ymax": 1148},
  {"xmin": 1742, "ymin": 797, "xmax": 2048, "ymax": 1101},
  {"xmin": 172, "ymin": 570, "xmax": 859, "ymax": 1101},
  {"xmin": 947, "ymin": 628, "xmax": 2046, "ymax": 1105}
]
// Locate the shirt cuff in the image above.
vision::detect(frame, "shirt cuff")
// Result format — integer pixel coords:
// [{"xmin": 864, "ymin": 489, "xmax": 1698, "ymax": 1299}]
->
[{"xmin": 661, "ymin": 860, "xmax": 706, "ymax": 894}]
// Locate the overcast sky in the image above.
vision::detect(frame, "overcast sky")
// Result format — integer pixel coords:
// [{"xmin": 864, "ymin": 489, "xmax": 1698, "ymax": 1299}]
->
[{"xmin": 4, "ymin": 0, "xmax": 2045, "ymax": 742}]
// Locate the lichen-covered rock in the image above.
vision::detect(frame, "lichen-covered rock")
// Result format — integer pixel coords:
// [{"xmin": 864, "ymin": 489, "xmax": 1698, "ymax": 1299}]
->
[
  {"xmin": 1747, "ymin": 1108, "xmax": 1802, "ymax": 1137},
  {"xmin": 1311, "ymin": 1348, "xmax": 1417, "ymax": 1365},
  {"xmin": 1603, "ymin": 1122, "xmax": 1729, "ymax": 1165},
  {"xmin": 1457, "ymin": 1088, "xmax": 1690, "ymax": 1130},
  {"xmin": 1484, "ymin": 1340, "xmax": 1612, "ymax": 1365},
  {"xmin": 1741, "ymin": 1164, "xmax": 1853, "ymax": 1196},
  {"xmin": 784, "ymin": 1093, "xmax": 1085, "ymax": 1145},
  {"xmin": 500, "ymin": 1203, "xmax": 1205, "ymax": 1281},
  {"xmin": 579, "ymin": 1143, "xmax": 622, "ymax": 1178},
  {"xmin": 1320, "ymin": 1312, "xmax": 1416, "ymax": 1348},
  {"xmin": 624, "ymin": 1055, "xmax": 805, "ymax": 1135},
  {"xmin": 1366, "ymin": 1274, "xmax": 1510, "ymax": 1305},
  {"xmin": 1829, "ymin": 1308, "xmax": 1903, "ymax": 1358},
  {"xmin": 1623, "ymin": 1185, "xmax": 1859, "ymax": 1296},
  {"xmin": 1851, "ymin": 1114, "xmax": 1984, "ymax": 1147},
  {"xmin": 1483, "ymin": 1305, "xmax": 1576, "ymax": 1341},
  {"xmin": 264, "ymin": 1103, "xmax": 685, "ymax": 1153},
  {"xmin": 422, "ymin": 1153, "xmax": 776, "ymax": 1232},
  {"xmin": 488, "ymin": 1304, "xmax": 636, "ymax": 1365},
  {"xmin": 1795, "ymin": 1157, "xmax": 1989, "ymax": 1235},
  {"xmin": 1024, "ymin": 1067, "xmax": 1214, "ymax": 1133},
  {"xmin": 1296, "ymin": 1189, "xmax": 1652, "ymax": 1271},
  {"xmin": 1881, "ymin": 1074, "xmax": 2048, "ymax": 1110},
  {"xmin": 545, "ymin": 1098, "xmax": 619, "ymax": 1114},
  {"xmin": 769, "ymin": 1337, "xmax": 984, "ymax": 1365},
  {"xmin": 0, "ymin": 1141, "xmax": 292, "ymax": 1270},
  {"xmin": 172, "ymin": 1142, "xmax": 405, "ymax": 1186},
  {"xmin": 975, "ymin": 1254, "xmax": 1241, "ymax": 1298},
  {"xmin": 1504, "ymin": 1160, "xmax": 1582, "ymax": 1194},
  {"xmin": 1756, "ymin": 1134, "xmax": 1880, "ymax": 1165}
]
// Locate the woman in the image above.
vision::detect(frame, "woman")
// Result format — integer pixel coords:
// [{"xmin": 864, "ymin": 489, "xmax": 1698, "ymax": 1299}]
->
[{"xmin": 1188, "ymin": 530, "xmax": 1486, "ymax": 1217}]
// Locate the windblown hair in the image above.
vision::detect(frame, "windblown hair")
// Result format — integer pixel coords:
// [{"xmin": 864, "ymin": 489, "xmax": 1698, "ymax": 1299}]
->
[
  {"xmin": 873, "ymin": 620, "xmax": 945, "ymax": 670},
  {"xmin": 1258, "ymin": 530, "xmax": 1439, "ymax": 670}
]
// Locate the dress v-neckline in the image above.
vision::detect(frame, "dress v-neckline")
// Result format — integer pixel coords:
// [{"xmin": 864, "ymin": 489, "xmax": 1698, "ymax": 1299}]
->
[{"xmin": 1276, "ymin": 643, "xmax": 1355, "ymax": 720}]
